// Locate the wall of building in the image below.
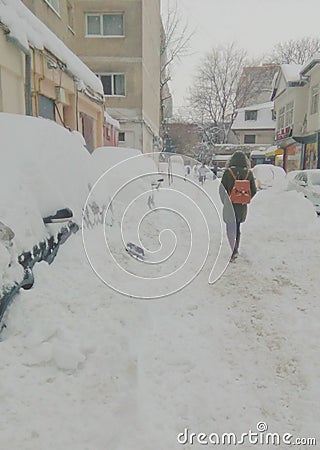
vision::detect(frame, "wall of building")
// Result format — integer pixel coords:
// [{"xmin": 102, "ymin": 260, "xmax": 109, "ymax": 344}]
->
[
  {"xmin": 31, "ymin": 48, "xmax": 103, "ymax": 150},
  {"xmin": 74, "ymin": 0, "xmax": 143, "ymax": 111},
  {"xmin": 21, "ymin": 0, "xmax": 76, "ymax": 48},
  {"xmin": 235, "ymin": 129, "xmax": 275, "ymax": 145},
  {"xmin": 274, "ymin": 86, "xmax": 308, "ymax": 137},
  {"xmin": 141, "ymin": 0, "xmax": 161, "ymax": 143},
  {"xmin": 1, "ymin": 4, "xmax": 105, "ymax": 152},
  {"xmin": 74, "ymin": 0, "xmax": 161, "ymax": 153},
  {"xmin": 73, "ymin": 0, "xmax": 142, "ymax": 57},
  {"xmin": 305, "ymin": 65, "xmax": 320, "ymax": 135},
  {"xmin": 117, "ymin": 119, "xmax": 143, "ymax": 149},
  {"xmin": 0, "ymin": 29, "xmax": 25, "ymax": 114},
  {"xmin": 74, "ymin": 0, "xmax": 144, "ymax": 149},
  {"xmin": 142, "ymin": 123, "xmax": 155, "ymax": 153}
]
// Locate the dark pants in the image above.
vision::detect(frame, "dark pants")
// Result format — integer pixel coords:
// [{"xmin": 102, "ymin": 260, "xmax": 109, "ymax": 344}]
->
[{"xmin": 226, "ymin": 221, "xmax": 241, "ymax": 254}]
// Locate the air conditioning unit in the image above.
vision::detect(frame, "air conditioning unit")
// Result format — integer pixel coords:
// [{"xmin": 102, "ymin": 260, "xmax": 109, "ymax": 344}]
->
[{"xmin": 55, "ymin": 86, "xmax": 67, "ymax": 104}]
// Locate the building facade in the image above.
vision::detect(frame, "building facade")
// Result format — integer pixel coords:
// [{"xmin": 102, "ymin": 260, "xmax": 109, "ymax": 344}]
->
[
  {"xmin": 1, "ymin": 1, "xmax": 105, "ymax": 152},
  {"xmin": 73, "ymin": 0, "xmax": 161, "ymax": 153},
  {"xmin": 21, "ymin": 0, "xmax": 76, "ymax": 48},
  {"xmin": 0, "ymin": 20, "xmax": 25, "ymax": 115},
  {"xmin": 271, "ymin": 63, "xmax": 316, "ymax": 171},
  {"xmin": 232, "ymin": 102, "xmax": 276, "ymax": 146}
]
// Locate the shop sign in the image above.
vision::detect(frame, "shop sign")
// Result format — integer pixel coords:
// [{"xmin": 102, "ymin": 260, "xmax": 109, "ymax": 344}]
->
[{"xmin": 276, "ymin": 127, "xmax": 292, "ymax": 141}]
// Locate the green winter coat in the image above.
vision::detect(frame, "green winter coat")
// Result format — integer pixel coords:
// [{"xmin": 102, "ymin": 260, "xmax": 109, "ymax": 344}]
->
[{"xmin": 219, "ymin": 151, "xmax": 257, "ymax": 223}]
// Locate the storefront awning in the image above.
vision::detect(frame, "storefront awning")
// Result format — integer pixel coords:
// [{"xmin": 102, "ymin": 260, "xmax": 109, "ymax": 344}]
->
[
  {"xmin": 265, "ymin": 148, "xmax": 284, "ymax": 157},
  {"xmin": 293, "ymin": 134, "xmax": 317, "ymax": 144}
]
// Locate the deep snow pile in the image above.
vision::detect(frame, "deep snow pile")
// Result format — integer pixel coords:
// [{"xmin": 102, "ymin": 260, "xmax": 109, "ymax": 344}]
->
[
  {"xmin": 1, "ymin": 113, "xmax": 320, "ymax": 448},
  {"xmin": 0, "ymin": 114, "xmax": 93, "ymax": 290},
  {"xmin": 0, "ymin": 114, "xmax": 158, "ymax": 293},
  {"xmin": 1, "ymin": 186, "xmax": 320, "ymax": 447},
  {"xmin": 0, "ymin": 114, "xmax": 91, "ymax": 250}
]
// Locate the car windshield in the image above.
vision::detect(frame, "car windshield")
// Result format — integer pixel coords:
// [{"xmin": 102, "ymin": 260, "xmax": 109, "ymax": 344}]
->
[{"xmin": 309, "ymin": 172, "xmax": 320, "ymax": 186}]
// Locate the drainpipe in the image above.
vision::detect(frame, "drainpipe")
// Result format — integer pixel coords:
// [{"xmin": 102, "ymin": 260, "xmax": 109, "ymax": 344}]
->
[
  {"xmin": 5, "ymin": 35, "xmax": 32, "ymax": 116},
  {"xmin": 25, "ymin": 53, "xmax": 32, "ymax": 116}
]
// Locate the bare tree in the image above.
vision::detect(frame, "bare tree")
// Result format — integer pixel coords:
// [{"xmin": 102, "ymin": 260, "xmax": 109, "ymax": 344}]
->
[
  {"xmin": 188, "ymin": 43, "xmax": 249, "ymax": 144},
  {"xmin": 268, "ymin": 36, "xmax": 320, "ymax": 65},
  {"xmin": 160, "ymin": 0, "xmax": 194, "ymax": 137}
]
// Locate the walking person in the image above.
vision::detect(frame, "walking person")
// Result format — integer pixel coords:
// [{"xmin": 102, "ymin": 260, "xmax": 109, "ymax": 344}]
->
[
  {"xmin": 198, "ymin": 163, "xmax": 207, "ymax": 185},
  {"xmin": 219, "ymin": 151, "xmax": 256, "ymax": 261}
]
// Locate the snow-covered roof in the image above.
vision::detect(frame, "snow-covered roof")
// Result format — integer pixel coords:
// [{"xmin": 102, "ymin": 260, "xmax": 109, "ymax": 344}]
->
[
  {"xmin": 271, "ymin": 64, "xmax": 305, "ymax": 101},
  {"xmin": 0, "ymin": 0, "xmax": 103, "ymax": 95},
  {"xmin": 301, "ymin": 53, "xmax": 320, "ymax": 76},
  {"xmin": 250, "ymin": 145, "xmax": 278, "ymax": 157},
  {"xmin": 213, "ymin": 155, "xmax": 230, "ymax": 161},
  {"xmin": 104, "ymin": 111, "xmax": 120, "ymax": 130},
  {"xmin": 236, "ymin": 101, "xmax": 274, "ymax": 113},
  {"xmin": 232, "ymin": 101, "xmax": 275, "ymax": 130},
  {"xmin": 281, "ymin": 64, "xmax": 303, "ymax": 82}
]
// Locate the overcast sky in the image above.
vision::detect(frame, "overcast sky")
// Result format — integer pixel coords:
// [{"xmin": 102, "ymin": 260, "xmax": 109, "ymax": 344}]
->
[{"xmin": 162, "ymin": 0, "xmax": 320, "ymax": 113}]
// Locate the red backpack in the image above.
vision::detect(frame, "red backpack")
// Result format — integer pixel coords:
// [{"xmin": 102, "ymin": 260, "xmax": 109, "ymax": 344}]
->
[{"xmin": 228, "ymin": 168, "xmax": 252, "ymax": 205}]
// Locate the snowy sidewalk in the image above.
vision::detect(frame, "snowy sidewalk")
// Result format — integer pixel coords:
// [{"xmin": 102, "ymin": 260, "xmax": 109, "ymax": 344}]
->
[{"xmin": 0, "ymin": 187, "xmax": 320, "ymax": 449}]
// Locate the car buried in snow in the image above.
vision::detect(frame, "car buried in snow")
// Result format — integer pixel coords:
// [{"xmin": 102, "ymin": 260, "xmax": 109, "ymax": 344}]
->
[
  {"xmin": 252, "ymin": 164, "xmax": 286, "ymax": 189},
  {"xmin": 287, "ymin": 169, "xmax": 320, "ymax": 215}
]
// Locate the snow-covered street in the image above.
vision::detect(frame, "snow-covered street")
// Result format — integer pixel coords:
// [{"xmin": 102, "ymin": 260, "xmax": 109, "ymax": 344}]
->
[
  {"xmin": 2, "ymin": 0, "xmax": 320, "ymax": 447},
  {"xmin": 1, "ymin": 174, "xmax": 320, "ymax": 448}
]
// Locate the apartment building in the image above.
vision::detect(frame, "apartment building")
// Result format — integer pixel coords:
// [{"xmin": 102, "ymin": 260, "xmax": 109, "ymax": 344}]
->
[
  {"xmin": 73, "ymin": 0, "xmax": 161, "ymax": 153},
  {"xmin": 1, "ymin": 0, "xmax": 105, "ymax": 152}
]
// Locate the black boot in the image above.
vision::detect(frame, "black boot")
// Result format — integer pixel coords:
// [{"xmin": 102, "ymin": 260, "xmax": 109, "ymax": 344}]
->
[
  {"xmin": 230, "ymin": 232, "xmax": 240, "ymax": 261},
  {"xmin": 235, "ymin": 232, "xmax": 241, "ymax": 255}
]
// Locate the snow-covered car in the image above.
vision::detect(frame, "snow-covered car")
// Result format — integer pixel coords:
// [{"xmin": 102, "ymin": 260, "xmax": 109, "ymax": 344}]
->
[
  {"xmin": 252, "ymin": 164, "xmax": 286, "ymax": 189},
  {"xmin": 287, "ymin": 169, "xmax": 320, "ymax": 214}
]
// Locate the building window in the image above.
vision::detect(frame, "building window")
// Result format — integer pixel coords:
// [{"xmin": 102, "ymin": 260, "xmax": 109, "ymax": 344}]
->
[
  {"xmin": 245, "ymin": 110, "xmax": 257, "ymax": 121},
  {"xmin": 98, "ymin": 74, "xmax": 125, "ymax": 96},
  {"xmin": 278, "ymin": 106, "xmax": 285, "ymax": 130},
  {"xmin": 119, "ymin": 132, "xmax": 125, "ymax": 142},
  {"xmin": 86, "ymin": 14, "xmax": 124, "ymax": 36},
  {"xmin": 311, "ymin": 84, "xmax": 319, "ymax": 115},
  {"xmin": 285, "ymin": 101, "xmax": 294, "ymax": 127},
  {"xmin": 244, "ymin": 134, "xmax": 256, "ymax": 144},
  {"xmin": 38, "ymin": 94, "xmax": 55, "ymax": 121},
  {"xmin": 44, "ymin": 0, "xmax": 60, "ymax": 14}
]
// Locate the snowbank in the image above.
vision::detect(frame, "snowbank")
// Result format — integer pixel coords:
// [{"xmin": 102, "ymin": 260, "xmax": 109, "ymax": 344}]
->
[
  {"xmin": 1, "ymin": 113, "xmax": 320, "ymax": 448},
  {"xmin": 0, "ymin": 113, "xmax": 92, "ymax": 249},
  {"xmin": 252, "ymin": 164, "xmax": 286, "ymax": 189},
  {"xmin": 90, "ymin": 146, "xmax": 159, "ymax": 206},
  {"xmin": 1, "ymin": 165, "xmax": 320, "ymax": 449}
]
